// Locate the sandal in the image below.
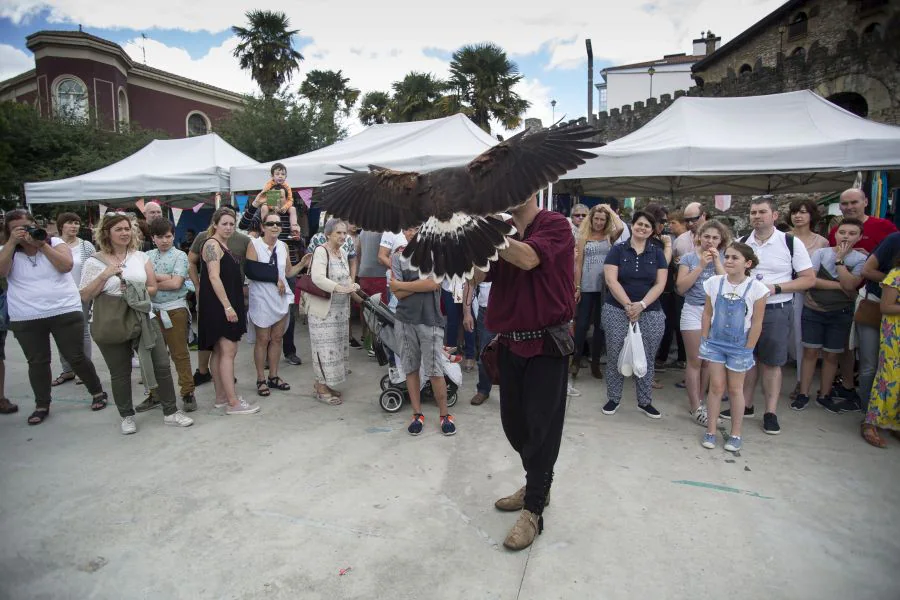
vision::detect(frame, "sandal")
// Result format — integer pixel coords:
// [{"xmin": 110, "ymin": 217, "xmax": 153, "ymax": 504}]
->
[
  {"xmin": 861, "ymin": 423, "xmax": 887, "ymax": 448},
  {"xmin": 27, "ymin": 408, "xmax": 49, "ymax": 425},
  {"xmin": 256, "ymin": 379, "xmax": 270, "ymax": 397},
  {"xmin": 0, "ymin": 397, "xmax": 19, "ymax": 414},
  {"xmin": 51, "ymin": 372, "xmax": 75, "ymax": 386},
  {"xmin": 267, "ymin": 376, "xmax": 291, "ymax": 391},
  {"xmin": 314, "ymin": 388, "xmax": 342, "ymax": 406},
  {"xmin": 326, "ymin": 387, "xmax": 342, "ymax": 398},
  {"xmin": 90, "ymin": 392, "xmax": 108, "ymax": 412}
]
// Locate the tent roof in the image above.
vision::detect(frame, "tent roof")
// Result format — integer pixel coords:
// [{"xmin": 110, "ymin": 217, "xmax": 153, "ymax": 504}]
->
[
  {"xmin": 230, "ymin": 113, "xmax": 498, "ymax": 191},
  {"xmin": 25, "ymin": 133, "xmax": 258, "ymax": 207},
  {"xmin": 561, "ymin": 90, "xmax": 900, "ymax": 197}
]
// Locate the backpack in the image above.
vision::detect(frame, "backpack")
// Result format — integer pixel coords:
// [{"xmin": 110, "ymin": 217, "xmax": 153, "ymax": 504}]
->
[{"xmin": 740, "ymin": 232, "xmax": 797, "ymax": 279}]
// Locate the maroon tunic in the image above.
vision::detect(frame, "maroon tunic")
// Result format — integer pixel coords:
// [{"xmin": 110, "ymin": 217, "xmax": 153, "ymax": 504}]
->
[{"xmin": 485, "ymin": 210, "xmax": 575, "ymax": 358}]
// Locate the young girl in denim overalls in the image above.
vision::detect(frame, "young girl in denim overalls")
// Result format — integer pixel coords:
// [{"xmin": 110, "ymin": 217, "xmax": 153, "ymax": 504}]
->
[{"xmin": 699, "ymin": 243, "xmax": 770, "ymax": 452}]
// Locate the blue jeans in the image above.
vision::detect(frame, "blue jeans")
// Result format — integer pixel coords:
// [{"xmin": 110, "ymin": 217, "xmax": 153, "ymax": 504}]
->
[
  {"xmin": 475, "ymin": 307, "xmax": 495, "ymax": 395},
  {"xmin": 442, "ymin": 288, "xmax": 475, "ymax": 359}
]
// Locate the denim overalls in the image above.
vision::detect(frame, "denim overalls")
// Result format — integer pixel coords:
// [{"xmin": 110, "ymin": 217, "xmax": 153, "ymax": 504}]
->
[{"xmin": 700, "ymin": 277, "xmax": 756, "ymax": 372}]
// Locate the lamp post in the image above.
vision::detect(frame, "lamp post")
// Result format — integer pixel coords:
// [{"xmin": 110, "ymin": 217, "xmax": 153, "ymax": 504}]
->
[
  {"xmin": 551, "ymin": 99, "xmax": 557, "ymax": 121},
  {"xmin": 647, "ymin": 66, "xmax": 656, "ymax": 99}
]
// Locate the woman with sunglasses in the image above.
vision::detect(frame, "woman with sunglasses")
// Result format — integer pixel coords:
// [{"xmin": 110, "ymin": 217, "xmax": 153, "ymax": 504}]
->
[{"xmin": 246, "ymin": 215, "xmax": 304, "ymax": 396}]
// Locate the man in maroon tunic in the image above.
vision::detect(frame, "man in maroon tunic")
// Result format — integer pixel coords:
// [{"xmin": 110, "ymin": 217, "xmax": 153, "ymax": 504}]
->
[{"xmin": 474, "ymin": 194, "xmax": 576, "ymax": 550}]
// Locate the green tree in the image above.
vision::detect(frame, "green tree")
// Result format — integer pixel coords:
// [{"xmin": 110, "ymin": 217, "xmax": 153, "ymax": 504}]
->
[
  {"xmin": 390, "ymin": 72, "xmax": 449, "ymax": 122},
  {"xmin": 449, "ymin": 43, "xmax": 530, "ymax": 132},
  {"xmin": 299, "ymin": 69, "xmax": 360, "ymax": 116},
  {"xmin": 0, "ymin": 101, "xmax": 167, "ymax": 209},
  {"xmin": 232, "ymin": 10, "xmax": 304, "ymax": 99},
  {"xmin": 358, "ymin": 91, "xmax": 392, "ymax": 126},
  {"xmin": 214, "ymin": 92, "xmax": 345, "ymax": 163}
]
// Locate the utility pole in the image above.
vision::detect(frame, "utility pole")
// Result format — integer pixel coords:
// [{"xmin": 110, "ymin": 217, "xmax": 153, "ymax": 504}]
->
[
  {"xmin": 551, "ymin": 99, "xmax": 556, "ymax": 121},
  {"xmin": 585, "ymin": 39, "xmax": 593, "ymax": 125}
]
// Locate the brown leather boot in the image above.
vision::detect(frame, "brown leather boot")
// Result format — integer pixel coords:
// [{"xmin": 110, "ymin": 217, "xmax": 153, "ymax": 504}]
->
[
  {"xmin": 470, "ymin": 392, "xmax": 488, "ymax": 406},
  {"xmin": 503, "ymin": 509, "xmax": 542, "ymax": 551},
  {"xmin": 494, "ymin": 486, "xmax": 551, "ymax": 512},
  {"xmin": 0, "ymin": 397, "xmax": 18, "ymax": 414}
]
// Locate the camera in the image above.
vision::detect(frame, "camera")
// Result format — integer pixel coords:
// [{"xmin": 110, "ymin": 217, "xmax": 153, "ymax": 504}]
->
[{"xmin": 25, "ymin": 225, "xmax": 47, "ymax": 241}]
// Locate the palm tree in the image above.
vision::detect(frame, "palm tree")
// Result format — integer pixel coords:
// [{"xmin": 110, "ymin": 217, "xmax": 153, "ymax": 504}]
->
[
  {"xmin": 390, "ymin": 72, "xmax": 449, "ymax": 122},
  {"xmin": 358, "ymin": 91, "xmax": 392, "ymax": 126},
  {"xmin": 449, "ymin": 43, "xmax": 530, "ymax": 132},
  {"xmin": 232, "ymin": 10, "xmax": 304, "ymax": 98},
  {"xmin": 299, "ymin": 69, "xmax": 360, "ymax": 116}
]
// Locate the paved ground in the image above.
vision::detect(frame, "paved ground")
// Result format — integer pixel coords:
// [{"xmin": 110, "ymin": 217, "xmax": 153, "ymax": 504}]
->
[{"xmin": 1, "ymin": 325, "xmax": 898, "ymax": 600}]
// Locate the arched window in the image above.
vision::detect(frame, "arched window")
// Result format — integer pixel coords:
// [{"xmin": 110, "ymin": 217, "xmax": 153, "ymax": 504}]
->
[
  {"xmin": 54, "ymin": 77, "xmax": 88, "ymax": 120},
  {"xmin": 117, "ymin": 88, "xmax": 129, "ymax": 131},
  {"xmin": 862, "ymin": 22, "xmax": 882, "ymax": 41},
  {"xmin": 791, "ymin": 46, "xmax": 806, "ymax": 57},
  {"xmin": 739, "ymin": 64, "xmax": 753, "ymax": 76},
  {"xmin": 186, "ymin": 111, "xmax": 210, "ymax": 137},
  {"xmin": 788, "ymin": 12, "xmax": 808, "ymax": 38}
]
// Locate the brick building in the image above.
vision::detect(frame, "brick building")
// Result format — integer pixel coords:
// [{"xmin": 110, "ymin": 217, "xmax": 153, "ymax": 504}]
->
[{"xmin": 0, "ymin": 30, "xmax": 244, "ymax": 138}]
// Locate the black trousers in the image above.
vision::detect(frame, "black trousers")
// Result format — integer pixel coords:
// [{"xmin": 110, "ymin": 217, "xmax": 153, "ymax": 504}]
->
[
  {"xmin": 282, "ymin": 277, "xmax": 297, "ymax": 356},
  {"xmin": 498, "ymin": 344, "xmax": 568, "ymax": 515},
  {"xmin": 657, "ymin": 292, "xmax": 685, "ymax": 363}
]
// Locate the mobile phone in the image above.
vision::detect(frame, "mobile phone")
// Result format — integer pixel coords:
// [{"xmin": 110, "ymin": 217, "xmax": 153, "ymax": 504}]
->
[{"xmin": 266, "ymin": 189, "xmax": 282, "ymax": 208}]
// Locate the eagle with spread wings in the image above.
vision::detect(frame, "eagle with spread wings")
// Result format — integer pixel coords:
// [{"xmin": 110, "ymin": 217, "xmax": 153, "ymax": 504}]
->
[{"xmin": 320, "ymin": 124, "xmax": 597, "ymax": 282}]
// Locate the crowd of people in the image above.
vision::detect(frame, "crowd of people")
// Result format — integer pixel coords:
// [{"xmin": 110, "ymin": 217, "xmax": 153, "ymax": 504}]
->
[{"xmin": 0, "ymin": 172, "xmax": 898, "ymax": 549}]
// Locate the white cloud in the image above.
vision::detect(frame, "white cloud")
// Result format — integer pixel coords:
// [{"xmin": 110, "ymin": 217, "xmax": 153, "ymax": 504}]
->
[{"xmin": 0, "ymin": 43, "xmax": 33, "ymax": 81}]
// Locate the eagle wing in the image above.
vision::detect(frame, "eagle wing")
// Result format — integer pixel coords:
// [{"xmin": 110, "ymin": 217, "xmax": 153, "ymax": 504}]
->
[{"xmin": 320, "ymin": 166, "xmax": 433, "ymax": 232}]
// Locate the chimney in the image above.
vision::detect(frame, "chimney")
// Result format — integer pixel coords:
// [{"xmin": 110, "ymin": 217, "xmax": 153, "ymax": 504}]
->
[
  {"xmin": 692, "ymin": 31, "xmax": 706, "ymax": 55},
  {"xmin": 705, "ymin": 31, "xmax": 721, "ymax": 56}
]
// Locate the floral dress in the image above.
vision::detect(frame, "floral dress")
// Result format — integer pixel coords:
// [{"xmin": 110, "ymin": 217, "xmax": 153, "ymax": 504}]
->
[{"xmin": 865, "ymin": 267, "xmax": 900, "ymax": 431}]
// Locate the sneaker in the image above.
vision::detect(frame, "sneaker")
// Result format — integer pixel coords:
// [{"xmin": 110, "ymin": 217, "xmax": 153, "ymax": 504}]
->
[
  {"xmin": 349, "ymin": 337, "xmax": 362, "ymax": 349},
  {"xmin": 790, "ymin": 393, "xmax": 811, "ymax": 411},
  {"xmin": 830, "ymin": 386, "xmax": 860, "ymax": 402},
  {"xmin": 182, "ymin": 394, "xmax": 198, "ymax": 413},
  {"xmin": 284, "ymin": 354, "xmax": 303, "ymax": 366},
  {"xmin": 440, "ymin": 414, "xmax": 457, "ymax": 436},
  {"xmin": 724, "ymin": 436, "xmax": 743, "ymax": 452},
  {"xmin": 134, "ymin": 395, "xmax": 161, "ymax": 413},
  {"xmin": 835, "ymin": 398, "xmax": 862, "ymax": 413},
  {"xmin": 226, "ymin": 398, "xmax": 260, "ymax": 415},
  {"xmin": 566, "ymin": 383, "xmax": 582, "ymax": 397},
  {"xmin": 407, "ymin": 413, "xmax": 424, "ymax": 436},
  {"xmin": 816, "ymin": 394, "xmax": 841, "ymax": 415},
  {"xmin": 121, "ymin": 416, "xmax": 137, "ymax": 435},
  {"xmin": 367, "ymin": 349, "xmax": 376, "ymax": 358},
  {"xmin": 193, "ymin": 369, "xmax": 212, "ymax": 386},
  {"xmin": 763, "ymin": 412, "xmax": 781, "ymax": 435},
  {"xmin": 163, "ymin": 410, "xmax": 194, "ymax": 427},
  {"xmin": 601, "ymin": 400, "xmax": 619, "ymax": 415},
  {"xmin": 721, "ymin": 406, "xmax": 755, "ymax": 420},
  {"xmin": 701, "ymin": 432, "xmax": 716, "ymax": 449},
  {"xmin": 638, "ymin": 404, "xmax": 662, "ymax": 419},
  {"xmin": 214, "ymin": 400, "xmax": 228, "ymax": 409},
  {"xmin": 691, "ymin": 405, "xmax": 709, "ymax": 427}
]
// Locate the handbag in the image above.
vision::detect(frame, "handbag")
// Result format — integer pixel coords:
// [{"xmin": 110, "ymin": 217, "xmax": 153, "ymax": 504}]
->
[
  {"xmin": 618, "ymin": 321, "xmax": 647, "ymax": 378},
  {"xmin": 854, "ymin": 298, "xmax": 882, "ymax": 328},
  {"xmin": 91, "ymin": 292, "xmax": 141, "ymax": 344},
  {"xmin": 480, "ymin": 335, "xmax": 501, "ymax": 385},
  {"xmin": 296, "ymin": 246, "xmax": 331, "ymax": 300},
  {"xmin": 245, "ymin": 243, "xmax": 279, "ymax": 283}
]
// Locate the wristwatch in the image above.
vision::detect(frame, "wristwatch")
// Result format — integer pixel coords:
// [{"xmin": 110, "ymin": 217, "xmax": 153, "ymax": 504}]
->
[
  {"xmin": 773, "ymin": 284, "xmax": 782, "ymax": 295},
  {"xmin": 835, "ymin": 259, "xmax": 845, "ymax": 266}
]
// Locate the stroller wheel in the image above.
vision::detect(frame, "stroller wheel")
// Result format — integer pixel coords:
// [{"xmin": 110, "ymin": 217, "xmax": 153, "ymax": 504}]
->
[
  {"xmin": 446, "ymin": 389, "xmax": 458, "ymax": 408},
  {"xmin": 380, "ymin": 374, "xmax": 391, "ymax": 391},
  {"xmin": 380, "ymin": 388, "xmax": 404, "ymax": 413}
]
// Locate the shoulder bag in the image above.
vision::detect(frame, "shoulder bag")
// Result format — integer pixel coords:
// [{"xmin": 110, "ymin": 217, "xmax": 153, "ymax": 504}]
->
[
  {"xmin": 296, "ymin": 246, "xmax": 331, "ymax": 299},
  {"xmin": 88, "ymin": 257, "xmax": 142, "ymax": 344}
]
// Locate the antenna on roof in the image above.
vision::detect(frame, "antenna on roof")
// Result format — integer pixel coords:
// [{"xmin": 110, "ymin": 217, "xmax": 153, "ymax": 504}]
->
[
  {"xmin": 78, "ymin": 24, "xmax": 83, "ymax": 32},
  {"xmin": 141, "ymin": 33, "xmax": 147, "ymax": 64}
]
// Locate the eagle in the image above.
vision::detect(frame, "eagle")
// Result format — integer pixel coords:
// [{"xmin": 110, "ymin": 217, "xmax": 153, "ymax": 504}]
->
[{"xmin": 320, "ymin": 124, "xmax": 598, "ymax": 282}]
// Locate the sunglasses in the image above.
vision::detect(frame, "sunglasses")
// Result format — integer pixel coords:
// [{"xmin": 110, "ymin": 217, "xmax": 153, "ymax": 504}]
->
[
  {"xmin": 572, "ymin": 214, "xmax": 588, "ymax": 218},
  {"xmin": 263, "ymin": 221, "xmax": 281, "ymax": 227},
  {"xmin": 684, "ymin": 216, "xmax": 701, "ymax": 223}
]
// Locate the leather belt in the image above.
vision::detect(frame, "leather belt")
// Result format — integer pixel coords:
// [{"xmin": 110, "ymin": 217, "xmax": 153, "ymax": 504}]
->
[{"xmin": 499, "ymin": 329, "xmax": 546, "ymax": 342}]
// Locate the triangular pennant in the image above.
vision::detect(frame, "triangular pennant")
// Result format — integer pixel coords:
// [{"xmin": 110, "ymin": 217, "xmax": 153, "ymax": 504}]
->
[
  {"xmin": 192, "ymin": 203, "xmax": 204, "ymax": 214},
  {"xmin": 171, "ymin": 207, "xmax": 183, "ymax": 226},
  {"xmin": 135, "ymin": 198, "xmax": 146, "ymax": 214},
  {"xmin": 99, "ymin": 204, "xmax": 108, "ymax": 218},
  {"xmin": 298, "ymin": 188, "xmax": 313, "ymax": 208}
]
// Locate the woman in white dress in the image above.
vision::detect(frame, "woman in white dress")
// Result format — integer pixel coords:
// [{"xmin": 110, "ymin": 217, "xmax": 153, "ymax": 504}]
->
[{"xmin": 246, "ymin": 214, "xmax": 302, "ymax": 396}]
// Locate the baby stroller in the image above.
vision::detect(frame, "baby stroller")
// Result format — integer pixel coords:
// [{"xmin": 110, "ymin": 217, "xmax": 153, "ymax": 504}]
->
[{"xmin": 359, "ymin": 291, "xmax": 460, "ymax": 413}]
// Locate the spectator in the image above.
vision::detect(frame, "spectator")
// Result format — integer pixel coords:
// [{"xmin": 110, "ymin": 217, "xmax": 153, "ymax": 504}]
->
[
  {"xmin": 357, "ymin": 229, "xmax": 388, "ymax": 356},
  {"xmin": 668, "ymin": 211, "xmax": 687, "ymax": 237},
  {"xmin": 601, "ymin": 211, "xmax": 668, "ymax": 418},
  {"xmin": 860, "ymin": 256, "xmax": 900, "ymax": 448},
  {"xmin": 828, "ymin": 188, "xmax": 898, "ymax": 254},
  {"xmin": 0, "ymin": 256, "xmax": 16, "ymax": 415},
  {"xmin": 51, "ymin": 212, "xmax": 96, "ymax": 387},
  {"xmin": 301, "ymin": 218, "xmax": 359, "ymax": 404},
  {"xmin": 142, "ymin": 218, "xmax": 196, "ymax": 413},
  {"xmin": 180, "ymin": 228, "xmax": 196, "ymax": 253},
  {"xmin": 79, "ymin": 213, "xmax": 193, "ymax": 434},
  {"xmin": 377, "ymin": 230, "xmax": 408, "ymax": 306},
  {"xmin": 442, "ymin": 278, "xmax": 476, "ymax": 370},
  {"xmin": 307, "ymin": 222, "xmax": 360, "ymax": 351},
  {"xmin": 388, "ymin": 225, "xmax": 455, "ymax": 436},
  {"xmin": 699, "ymin": 242, "xmax": 770, "ymax": 452},
  {"xmin": 199, "ymin": 208, "xmax": 257, "ymax": 415},
  {"xmin": 730, "ymin": 196, "xmax": 815, "ymax": 435},
  {"xmin": 246, "ymin": 213, "xmax": 301, "ymax": 397},
  {"xmin": 0, "ymin": 209, "xmax": 108, "ymax": 425},
  {"xmin": 643, "ymin": 203, "xmax": 676, "ymax": 375},
  {"xmin": 672, "ymin": 202, "xmax": 707, "ymax": 262},
  {"xmin": 787, "ymin": 198, "xmax": 829, "ymax": 396},
  {"xmin": 572, "ymin": 203, "xmax": 622, "ymax": 379},
  {"xmin": 569, "ymin": 203, "xmax": 589, "ymax": 238},
  {"xmin": 792, "ymin": 219, "xmax": 866, "ymax": 412},
  {"xmin": 463, "ymin": 281, "xmax": 495, "ymax": 405},
  {"xmin": 142, "ymin": 201, "xmax": 163, "ymax": 224},
  {"xmin": 676, "ymin": 220, "xmax": 729, "ymax": 425}
]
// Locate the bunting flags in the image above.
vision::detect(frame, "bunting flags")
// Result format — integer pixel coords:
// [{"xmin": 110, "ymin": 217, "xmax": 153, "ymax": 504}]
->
[
  {"xmin": 297, "ymin": 188, "xmax": 313, "ymax": 208},
  {"xmin": 171, "ymin": 207, "xmax": 183, "ymax": 226},
  {"xmin": 135, "ymin": 198, "xmax": 145, "ymax": 213},
  {"xmin": 715, "ymin": 195, "xmax": 732, "ymax": 211},
  {"xmin": 99, "ymin": 204, "xmax": 108, "ymax": 218},
  {"xmin": 192, "ymin": 203, "xmax": 204, "ymax": 214}
]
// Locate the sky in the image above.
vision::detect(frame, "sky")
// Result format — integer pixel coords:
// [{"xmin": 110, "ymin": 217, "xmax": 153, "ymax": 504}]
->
[{"xmin": 0, "ymin": 0, "xmax": 787, "ymax": 135}]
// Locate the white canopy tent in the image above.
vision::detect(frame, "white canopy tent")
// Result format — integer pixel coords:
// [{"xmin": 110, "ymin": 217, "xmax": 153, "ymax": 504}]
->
[
  {"xmin": 561, "ymin": 91, "xmax": 900, "ymax": 197},
  {"xmin": 25, "ymin": 133, "xmax": 258, "ymax": 207},
  {"xmin": 229, "ymin": 114, "xmax": 499, "ymax": 191}
]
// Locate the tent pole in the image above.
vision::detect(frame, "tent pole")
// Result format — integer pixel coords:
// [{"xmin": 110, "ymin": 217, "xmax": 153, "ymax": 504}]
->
[
  {"xmin": 548, "ymin": 182, "xmax": 554, "ymax": 211},
  {"xmin": 538, "ymin": 188, "xmax": 544, "ymax": 209}
]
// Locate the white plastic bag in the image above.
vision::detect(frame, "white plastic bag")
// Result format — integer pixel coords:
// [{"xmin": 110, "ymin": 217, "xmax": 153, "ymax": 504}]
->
[{"xmin": 618, "ymin": 321, "xmax": 647, "ymax": 378}]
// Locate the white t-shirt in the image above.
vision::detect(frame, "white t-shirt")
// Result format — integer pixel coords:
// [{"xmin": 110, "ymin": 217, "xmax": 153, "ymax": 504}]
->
[
  {"xmin": 744, "ymin": 229, "xmax": 812, "ymax": 304},
  {"xmin": 703, "ymin": 275, "xmax": 770, "ymax": 334},
  {"xmin": 4, "ymin": 238, "xmax": 82, "ymax": 322},
  {"xmin": 80, "ymin": 252, "xmax": 149, "ymax": 296},
  {"xmin": 65, "ymin": 238, "xmax": 96, "ymax": 291},
  {"xmin": 379, "ymin": 231, "xmax": 407, "ymax": 277}
]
